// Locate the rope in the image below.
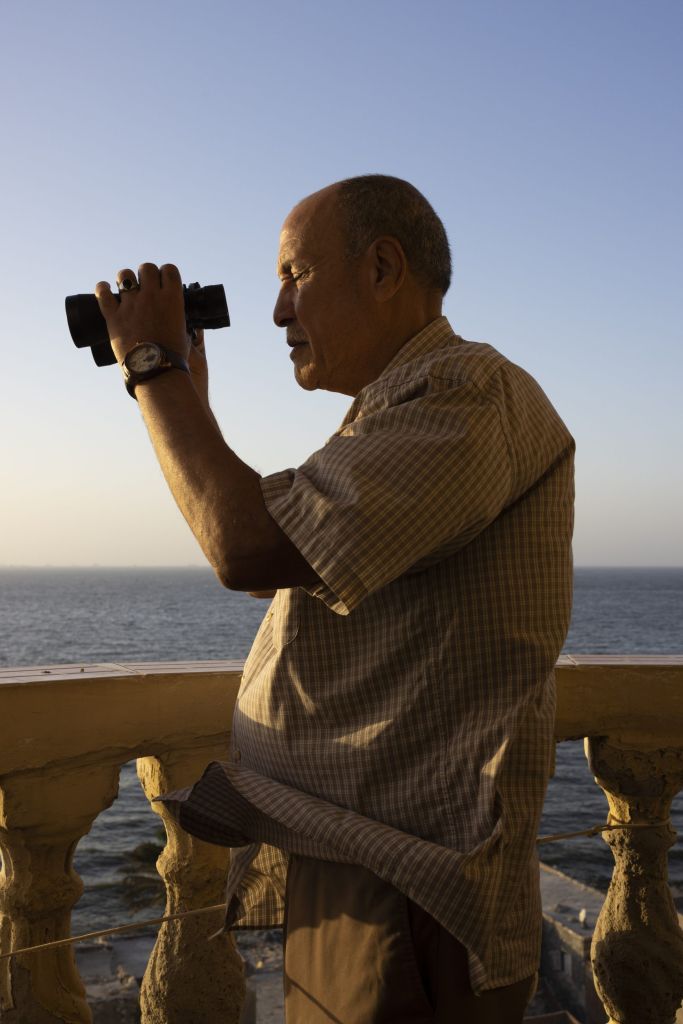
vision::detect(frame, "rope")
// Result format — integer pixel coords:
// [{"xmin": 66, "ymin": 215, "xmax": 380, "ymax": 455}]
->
[
  {"xmin": 0, "ymin": 819, "xmax": 671, "ymax": 960},
  {"xmin": 536, "ymin": 819, "xmax": 670, "ymax": 845},
  {"xmin": 0, "ymin": 902, "xmax": 227, "ymax": 960}
]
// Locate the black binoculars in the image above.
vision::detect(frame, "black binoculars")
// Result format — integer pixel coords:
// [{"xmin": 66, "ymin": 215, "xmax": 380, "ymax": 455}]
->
[{"xmin": 65, "ymin": 283, "xmax": 230, "ymax": 366}]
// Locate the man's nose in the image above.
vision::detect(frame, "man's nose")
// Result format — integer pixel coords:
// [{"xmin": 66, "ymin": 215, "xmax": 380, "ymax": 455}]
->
[{"xmin": 273, "ymin": 285, "xmax": 295, "ymax": 327}]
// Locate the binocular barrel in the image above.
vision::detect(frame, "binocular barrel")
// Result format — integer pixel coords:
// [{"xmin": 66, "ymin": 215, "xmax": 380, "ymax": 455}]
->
[{"xmin": 65, "ymin": 283, "xmax": 230, "ymax": 366}]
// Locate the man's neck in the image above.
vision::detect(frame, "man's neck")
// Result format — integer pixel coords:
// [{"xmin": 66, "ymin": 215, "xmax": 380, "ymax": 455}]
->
[{"xmin": 347, "ymin": 308, "xmax": 443, "ymax": 396}]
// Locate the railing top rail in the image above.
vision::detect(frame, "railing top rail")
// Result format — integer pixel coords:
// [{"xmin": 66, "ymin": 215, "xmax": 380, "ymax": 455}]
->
[
  {"xmin": 0, "ymin": 659, "xmax": 246, "ymax": 686},
  {"xmin": 0, "ymin": 658, "xmax": 681, "ymax": 773},
  {"xmin": 0, "ymin": 661, "xmax": 243, "ymax": 775},
  {"xmin": 1, "ymin": 654, "xmax": 681, "ymax": 688},
  {"xmin": 559, "ymin": 653, "xmax": 683, "ymax": 665}
]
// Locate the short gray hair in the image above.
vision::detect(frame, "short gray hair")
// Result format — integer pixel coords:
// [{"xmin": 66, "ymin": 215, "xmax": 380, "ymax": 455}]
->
[{"xmin": 335, "ymin": 174, "xmax": 452, "ymax": 295}]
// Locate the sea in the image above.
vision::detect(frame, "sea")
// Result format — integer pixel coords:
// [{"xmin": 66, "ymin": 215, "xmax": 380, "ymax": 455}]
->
[{"xmin": 0, "ymin": 566, "xmax": 681, "ymax": 934}]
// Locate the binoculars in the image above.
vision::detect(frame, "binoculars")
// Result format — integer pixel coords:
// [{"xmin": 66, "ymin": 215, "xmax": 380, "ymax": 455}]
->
[{"xmin": 65, "ymin": 283, "xmax": 230, "ymax": 366}]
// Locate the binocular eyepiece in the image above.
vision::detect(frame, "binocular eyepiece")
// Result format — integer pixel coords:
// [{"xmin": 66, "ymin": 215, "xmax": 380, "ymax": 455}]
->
[{"xmin": 65, "ymin": 283, "xmax": 230, "ymax": 366}]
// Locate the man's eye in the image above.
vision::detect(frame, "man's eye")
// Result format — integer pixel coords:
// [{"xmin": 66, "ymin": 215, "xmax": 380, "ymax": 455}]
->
[{"xmin": 279, "ymin": 267, "xmax": 309, "ymax": 286}]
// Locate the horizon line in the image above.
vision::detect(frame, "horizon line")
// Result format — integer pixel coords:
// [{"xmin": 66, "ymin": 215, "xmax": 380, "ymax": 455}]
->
[{"xmin": 1, "ymin": 564, "xmax": 682, "ymax": 571}]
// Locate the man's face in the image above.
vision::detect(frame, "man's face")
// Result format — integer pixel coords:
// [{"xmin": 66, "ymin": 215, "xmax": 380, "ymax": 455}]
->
[{"xmin": 273, "ymin": 189, "xmax": 371, "ymax": 396}]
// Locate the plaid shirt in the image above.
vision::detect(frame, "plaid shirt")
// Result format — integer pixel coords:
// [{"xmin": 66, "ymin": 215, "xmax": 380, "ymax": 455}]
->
[{"xmin": 160, "ymin": 316, "xmax": 574, "ymax": 992}]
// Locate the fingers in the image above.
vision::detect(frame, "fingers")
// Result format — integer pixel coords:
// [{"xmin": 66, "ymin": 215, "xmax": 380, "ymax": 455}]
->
[
  {"xmin": 160, "ymin": 263, "xmax": 181, "ymax": 289},
  {"xmin": 159, "ymin": 264, "xmax": 180, "ymax": 284},
  {"xmin": 138, "ymin": 263, "xmax": 161, "ymax": 289},
  {"xmin": 106, "ymin": 263, "xmax": 181, "ymax": 294},
  {"xmin": 96, "ymin": 262, "xmax": 183, "ymax": 318},
  {"xmin": 94, "ymin": 280, "xmax": 118, "ymax": 315}
]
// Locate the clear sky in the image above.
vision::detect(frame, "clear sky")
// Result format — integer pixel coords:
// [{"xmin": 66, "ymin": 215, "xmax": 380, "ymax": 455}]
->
[{"xmin": 1, "ymin": 0, "xmax": 681, "ymax": 567}]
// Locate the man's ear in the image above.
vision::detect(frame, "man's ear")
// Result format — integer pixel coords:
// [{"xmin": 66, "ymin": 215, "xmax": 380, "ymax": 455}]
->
[{"xmin": 369, "ymin": 236, "xmax": 407, "ymax": 301}]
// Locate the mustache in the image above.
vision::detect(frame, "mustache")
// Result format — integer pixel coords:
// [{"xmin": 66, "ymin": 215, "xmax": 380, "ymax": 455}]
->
[{"xmin": 286, "ymin": 328, "xmax": 309, "ymax": 345}]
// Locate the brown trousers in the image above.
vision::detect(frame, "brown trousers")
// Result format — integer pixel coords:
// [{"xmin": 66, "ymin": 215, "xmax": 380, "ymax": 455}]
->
[{"xmin": 283, "ymin": 856, "xmax": 536, "ymax": 1024}]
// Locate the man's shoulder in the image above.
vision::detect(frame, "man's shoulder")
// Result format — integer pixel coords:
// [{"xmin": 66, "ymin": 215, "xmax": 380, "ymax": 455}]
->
[
  {"xmin": 358, "ymin": 334, "xmax": 572, "ymax": 446},
  {"xmin": 378, "ymin": 335, "xmax": 516, "ymax": 395}
]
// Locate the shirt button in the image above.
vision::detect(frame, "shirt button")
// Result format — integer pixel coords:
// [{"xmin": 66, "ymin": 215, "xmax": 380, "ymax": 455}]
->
[{"xmin": 233, "ymin": 749, "xmax": 241, "ymax": 763}]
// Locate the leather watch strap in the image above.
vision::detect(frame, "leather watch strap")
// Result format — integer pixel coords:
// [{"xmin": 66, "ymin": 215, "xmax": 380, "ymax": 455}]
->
[{"xmin": 123, "ymin": 344, "xmax": 190, "ymax": 399}]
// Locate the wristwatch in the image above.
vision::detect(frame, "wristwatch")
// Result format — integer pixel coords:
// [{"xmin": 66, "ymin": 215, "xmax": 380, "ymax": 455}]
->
[{"xmin": 121, "ymin": 342, "xmax": 189, "ymax": 399}]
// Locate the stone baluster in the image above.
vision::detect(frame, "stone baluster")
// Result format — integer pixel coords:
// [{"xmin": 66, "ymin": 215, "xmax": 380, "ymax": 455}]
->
[
  {"xmin": 586, "ymin": 737, "xmax": 683, "ymax": 1024},
  {"xmin": 137, "ymin": 747, "xmax": 246, "ymax": 1024},
  {"xmin": 0, "ymin": 760, "xmax": 121, "ymax": 1023}
]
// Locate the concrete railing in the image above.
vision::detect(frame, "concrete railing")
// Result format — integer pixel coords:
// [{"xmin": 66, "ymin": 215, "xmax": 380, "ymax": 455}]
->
[
  {"xmin": 554, "ymin": 655, "xmax": 683, "ymax": 1024},
  {"xmin": 1, "ymin": 655, "xmax": 682, "ymax": 1024}
]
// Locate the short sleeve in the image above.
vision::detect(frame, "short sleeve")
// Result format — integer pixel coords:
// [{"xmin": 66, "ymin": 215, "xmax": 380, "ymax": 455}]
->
[{"xmin": 260, "ymin": 376, "xmax": 512, "ymax": 615}]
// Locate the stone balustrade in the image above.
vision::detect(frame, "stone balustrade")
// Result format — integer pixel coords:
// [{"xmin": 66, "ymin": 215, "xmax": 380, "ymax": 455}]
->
[
  {"xmin": 554, "ymin": 655, "xmax": 683, "ymax": 1024},
  {"xmin": 0, "ymin": 655, "xmax": 682, "ymax": 1023},
  {"xmin": 0, "ymin": 661, "xmax": 245, "ymax": 1024}
]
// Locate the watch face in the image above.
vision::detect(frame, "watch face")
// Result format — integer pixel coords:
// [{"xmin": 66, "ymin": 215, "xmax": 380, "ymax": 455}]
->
[{"xmin": 128, "ymin": 343, "xmax": 161, "ymax": 373}]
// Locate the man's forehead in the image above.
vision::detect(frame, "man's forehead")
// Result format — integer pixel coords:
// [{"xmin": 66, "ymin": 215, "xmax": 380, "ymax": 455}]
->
[{"xmin": 278, "ymin": 186, "xmax": 341, "ymax": 262}]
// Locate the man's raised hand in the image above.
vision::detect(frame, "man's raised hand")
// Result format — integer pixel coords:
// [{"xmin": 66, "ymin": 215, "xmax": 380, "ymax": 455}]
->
[{"xmin": 94, "ymin": 263, "xmax": 188, "ymax": 365}]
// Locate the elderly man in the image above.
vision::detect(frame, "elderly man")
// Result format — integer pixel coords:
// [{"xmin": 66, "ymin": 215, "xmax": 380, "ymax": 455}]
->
[{"xmin": 96, "ymin": 175, "xmax": 574, "ymax": 1023}]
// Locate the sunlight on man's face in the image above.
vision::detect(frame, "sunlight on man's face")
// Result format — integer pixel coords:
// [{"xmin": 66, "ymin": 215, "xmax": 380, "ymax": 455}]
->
[{"xmin": 273, "ymin": 190, "xmax": 370, "ymax": 396}]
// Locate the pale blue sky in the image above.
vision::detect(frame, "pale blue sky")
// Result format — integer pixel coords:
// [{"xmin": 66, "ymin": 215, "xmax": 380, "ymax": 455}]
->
[{"xmin": 1, "ymin": 0, "xmax": 681, "ymax": 566}]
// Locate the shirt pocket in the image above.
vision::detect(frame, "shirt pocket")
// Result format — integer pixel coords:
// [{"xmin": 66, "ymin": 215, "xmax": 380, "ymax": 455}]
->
[{"xmin": 271, "ymin": 589, "xmax": 300, "ymax": 650}]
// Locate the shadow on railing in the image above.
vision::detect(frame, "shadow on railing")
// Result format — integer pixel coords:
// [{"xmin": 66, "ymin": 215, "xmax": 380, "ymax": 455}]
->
[{"xmin": 1, "ymin": 656, "xmax": 682, "ymax": 1024}]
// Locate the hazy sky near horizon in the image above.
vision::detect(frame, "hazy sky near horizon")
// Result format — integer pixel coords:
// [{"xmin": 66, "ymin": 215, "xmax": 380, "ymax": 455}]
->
[{"xmin": 1, "ymin": 0, "xmax": 681, "ymax": 568}]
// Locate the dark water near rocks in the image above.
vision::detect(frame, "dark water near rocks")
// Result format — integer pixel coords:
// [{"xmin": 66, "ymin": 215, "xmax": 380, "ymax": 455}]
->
[{"xmin": 0, "ymin": 566, "xmax": 681, "ymax": 931}]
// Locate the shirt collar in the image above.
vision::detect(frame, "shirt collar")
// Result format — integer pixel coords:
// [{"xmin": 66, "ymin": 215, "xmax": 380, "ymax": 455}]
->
[
  {"xmin": 339, "ymin": 317, "xmax": 461, "ymax": 429},
  {"xmin": 380, "ymin": 315, "xmax": 461, "ymax": 377}
]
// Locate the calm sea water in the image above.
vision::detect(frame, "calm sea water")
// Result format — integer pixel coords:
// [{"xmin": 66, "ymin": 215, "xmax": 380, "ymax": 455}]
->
[{"xmin": 0, "ymin": 566, "xmax": 681, "ymax": 931}]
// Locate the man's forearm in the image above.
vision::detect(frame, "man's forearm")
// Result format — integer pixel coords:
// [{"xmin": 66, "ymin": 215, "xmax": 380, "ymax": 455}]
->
[
  {"xmin": 92, "ymin": 262, "xmax": 314, "ymax": 588},
  {"xmin": 133, "ymin": 368, "xmax": 316, "ymax": 591}
]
